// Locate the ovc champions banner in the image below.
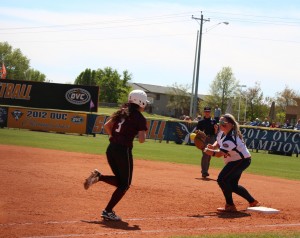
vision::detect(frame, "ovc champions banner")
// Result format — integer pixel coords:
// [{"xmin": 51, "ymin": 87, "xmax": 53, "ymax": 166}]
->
[
  {"xmin": 86, "ymin": 115, "xmax": 300, "ymax": 154},
  {"xmin": 241, "ymin": 127, "xmax": 300, "ymax": 154}
]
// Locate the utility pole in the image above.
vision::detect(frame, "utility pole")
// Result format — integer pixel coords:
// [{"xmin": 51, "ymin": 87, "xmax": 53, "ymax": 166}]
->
[
  {"xmin": 191, "ymin": 13, "xmax": 210, "ymax": 118},
  {"xmin": 189, "ymin": 30, "xmax": 199, "ymax": 117},
  {"xmin": 237, "ymin": 85, "xmax": 247, "ymax": 122}
]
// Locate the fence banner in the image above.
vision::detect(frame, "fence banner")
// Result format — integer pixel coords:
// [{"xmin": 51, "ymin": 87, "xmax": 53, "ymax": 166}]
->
[
  {"xmin": 241, "ymin": 127, "xmax": 300, "ymax": 154},
  {"xmin": 0, "ymin": 106, "xmax": 8, "ymax": 128},
  {"xmin": 0, "ymin": 79, "xmax": 99, "ymax": 112},
  {"xmin": 165, "ymin": 121, "xmax": 197, "ymax": 144},
  {"xmin": 86, "ymin": 114, "xmax": 169, "ymax": 141},
  {"xmin": 8, "ymin": 107, "xmax": 87, "ymax": 134}
]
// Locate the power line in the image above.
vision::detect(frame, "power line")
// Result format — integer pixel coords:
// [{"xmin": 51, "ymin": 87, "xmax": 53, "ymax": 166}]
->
[
  {"xmin": 2, "ymin": 10, "xmax": 300, "ymax": 45},
  {"xmin": 0, "ymin": 11, "xmax": 197, "ymax": 31},
  {"xmin": 1, "ymin": 10, "xmax": 300, "ymax": 33}
]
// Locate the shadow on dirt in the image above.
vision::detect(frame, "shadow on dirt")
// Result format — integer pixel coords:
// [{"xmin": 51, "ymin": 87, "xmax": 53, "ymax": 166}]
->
[
  {"xmin": 195, "ymin": 177, "xmax": 217, "ymax": 182},
  {"xmin": 190, "ymin": 211, "xmax": 251, "ymax": 219},
  {"xmin": 81, "ymin": 219, "xmax": 141, "ymax": 230}
]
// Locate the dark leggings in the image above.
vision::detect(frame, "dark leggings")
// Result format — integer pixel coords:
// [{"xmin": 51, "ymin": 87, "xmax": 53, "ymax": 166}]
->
[
  {"xmin": 100, "ymin": 143, "xmax": 133, "ymax": 212},
  {"xmin": 217, "ymin": 159, "xmax": 255, "ymax": 205}
]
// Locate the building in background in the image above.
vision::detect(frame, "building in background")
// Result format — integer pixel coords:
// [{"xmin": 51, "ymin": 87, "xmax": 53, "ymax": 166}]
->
[
  {"xmin": 286, "ymin": 97, "xmax": 300, "ymax": 125},
  {"xmin": 130, "ymin": 83, "xmax": 206, "ymax": 118}
]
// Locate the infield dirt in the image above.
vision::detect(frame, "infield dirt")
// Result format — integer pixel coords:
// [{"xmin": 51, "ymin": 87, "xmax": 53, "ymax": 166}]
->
[{"xmin": 1, "ymin": 144, "xmax": 300, "ymax": 238}]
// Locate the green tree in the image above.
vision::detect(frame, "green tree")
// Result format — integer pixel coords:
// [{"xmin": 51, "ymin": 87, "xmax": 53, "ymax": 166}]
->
[
  {"xmin": 74, "ymin": 68, "xmax": 97, "ymax": 86},
  {"xmin": 207, "ymin": 66, "xmax": 239, "ymax": 113},
  {"xmin": 166, "ymin": 83, "xmax": 191, "ymax": 117},
  {"xmin": 244, "ymin": 82, "xmax": 265, "ymax": 121},
  {"xmin": 23, "ymin": 69, "xmax": 46, "ymax": 82},
  {"xmin": 117, "ymin": 70, "xmax": 132, "ymax": 104},
  {"xmin": 75, "ymin": 67, "xmax": 132, "ymax": 104},
  {"xmin": 0, "ymin": 41, "xmax": 46, "ymax": 81},
  {"xmin": 275, "ymin": 86, "xmax": 298, "ymax": 112},
  {"xmin": 96, "ymin": 67, "xmax": 132, "ymax": 104}
]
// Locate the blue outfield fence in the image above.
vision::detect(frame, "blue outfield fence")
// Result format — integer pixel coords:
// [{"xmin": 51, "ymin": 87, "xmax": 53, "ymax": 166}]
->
[
  {"xmin": 86, "ymin": 114, "xmax": 300, "ymax": 155},
  {"xmin": 1, "ymin": 107, "xmax": 299, "ymax": 155}
]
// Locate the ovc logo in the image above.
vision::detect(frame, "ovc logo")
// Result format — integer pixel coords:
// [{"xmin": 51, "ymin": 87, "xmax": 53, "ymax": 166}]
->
[
  {"xmin": 71, "ymin": 116, "xmax": 84, "ymax": 124},
  {"xmin": 11, "ymin": 110, "xmax": 23, "ymax": 121},
  {"xmin": 65, "ymin": 88, "xmax": 91, "ymax": 105}
]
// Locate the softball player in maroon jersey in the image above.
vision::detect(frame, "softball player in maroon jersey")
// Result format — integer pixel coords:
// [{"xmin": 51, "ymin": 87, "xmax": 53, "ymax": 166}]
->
[
  {"xmin": 84, "ymin": 89, "xmax": 148, "ymax": 221},
  {"xmin": 203, "ymin": 114, "xmax": 260, "ymax": 212}
]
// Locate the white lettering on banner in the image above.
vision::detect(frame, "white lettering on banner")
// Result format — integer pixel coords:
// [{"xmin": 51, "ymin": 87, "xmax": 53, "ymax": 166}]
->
[
  {"xmin": 269, "ymin": 141, "xmax": 278, "ymax": 150},
  {"xmin": 293, "ymin": 144, "xmax": 300, "ymax": 153},
  {"xmin": 248, "ymin": 139, "xmax": 256, "ymax": 149},
  {"xmin": 65, "ymin": 88, "xmax": 91, "ymax": 105},
  {"xmin": 257, "ymin": 140, "xmax": 269, "ymax": 150},
  {"xmin": 273, "ymin": 131, "xmax": 281, "ymax": 141},
  {"xmin": 242, "ymin": 129, "xmax": 268, "ymax": 141},
  {"xmin": 71, "ymin": 93, "xmax": 85, "ymax": 100},
  {"xmin": 283, "ymin": 132, "xmax": 292, "ymax": 141},
  {"xmin": 242, "ymin": 128, "xmax": 299, "ymax": 153},
  {"xmin": 283, "ymin": 143, "xmax": 292, "ymax": 152},
  {"xmin": 247, "ymin": 129, "xmax": 254, "ymax": 138},
  {"xmin": 291, "ymin": 133, "xmax": 300, "ymax": 143},
  {"xmin": 277, "ymin": 142, "xmax": 283, "ymax": 151},
  {"xmin": 261, "ymin": 130, "xmax": 268, "ymax": 140}
]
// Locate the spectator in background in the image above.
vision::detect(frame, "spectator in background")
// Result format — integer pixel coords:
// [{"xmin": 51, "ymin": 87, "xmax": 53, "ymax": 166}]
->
[
  {"xmin": 193, "ymin": 115, "xmax": 202, "ymax": 122},
  {"xmin": 294, "ymin": 119, "xmax": 300, "ymax": 130},
  {"xmin": 282, "ymin": 120, "xmax": 292, "ymax": 129},
  {"xmin": 214, "ymin": 105, "xmax": 222, "ymax": 123},
  {"xmin": 184, "ymin": 116, "xmax": 192, "ymax": 122},
  {"xmin": 180, "ymin": 115, "xmax": 186, "ymax": 120},
  {"xmin": 270, "ymin": 121, "xmax": 277, "ymax": 128},
  {"xmin": 250, "ymin": 118, "xmax": 260, "ymax": 126},
  {"xmin": 261, "ymin": 117, "xmax": 270, "ymax": 127}
]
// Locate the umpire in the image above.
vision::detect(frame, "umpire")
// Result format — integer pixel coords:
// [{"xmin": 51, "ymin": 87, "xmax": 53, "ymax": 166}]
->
[{"xmin": 196, "ymin": 106, "xmax": 218, "ymax": 178}]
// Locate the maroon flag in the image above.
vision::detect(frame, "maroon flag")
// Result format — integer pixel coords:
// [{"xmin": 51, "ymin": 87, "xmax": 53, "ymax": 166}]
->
[{"xmin": 1, "ymin": 62, "xmax": 6, "ymax": 79}]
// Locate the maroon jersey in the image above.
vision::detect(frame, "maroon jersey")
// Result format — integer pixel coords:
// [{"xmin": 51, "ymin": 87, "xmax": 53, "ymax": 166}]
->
[{"xmin": 109, "ymin": 110, "xmax": 147, "ymax": 147}]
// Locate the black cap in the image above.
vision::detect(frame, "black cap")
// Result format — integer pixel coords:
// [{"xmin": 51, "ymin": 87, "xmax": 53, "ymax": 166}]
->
[{"xmin": 204, "ymin": 106, "xmax": 211, "ymax": 112}]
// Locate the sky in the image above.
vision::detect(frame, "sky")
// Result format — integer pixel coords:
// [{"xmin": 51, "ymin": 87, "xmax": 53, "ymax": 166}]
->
[{"xmin": 1, "ymin": 0, "xmax": 300, "ymax": 98}]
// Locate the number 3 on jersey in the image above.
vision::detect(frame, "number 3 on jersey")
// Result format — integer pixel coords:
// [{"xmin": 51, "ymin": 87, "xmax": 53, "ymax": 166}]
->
[{"xmin": 115, "ymin": 118, "xmax": 125, "ymax": 133}]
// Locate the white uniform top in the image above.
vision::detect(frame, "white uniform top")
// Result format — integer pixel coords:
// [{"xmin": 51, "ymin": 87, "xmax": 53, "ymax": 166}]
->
[{"xmin": 217, "ymin": 131, "xmax": 251, "ymax": 164}]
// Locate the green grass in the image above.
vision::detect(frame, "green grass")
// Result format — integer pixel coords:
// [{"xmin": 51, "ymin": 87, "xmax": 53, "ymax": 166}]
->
[{"xmin": 1, "ymin": 128, "xmax": 299, "ymax": 181}]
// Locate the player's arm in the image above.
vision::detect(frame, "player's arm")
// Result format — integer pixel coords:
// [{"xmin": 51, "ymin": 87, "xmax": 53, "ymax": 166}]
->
[
  {"xmin": 138, "ymin": 130, "xmax": 146, "ymax": 143},
  {"xmin": 207, "ymin": 141, "xmax": 219, "ymax": 150},
  {"xmin": 203, "ymin": 147, "xmax": 227, "ymax": 158}
]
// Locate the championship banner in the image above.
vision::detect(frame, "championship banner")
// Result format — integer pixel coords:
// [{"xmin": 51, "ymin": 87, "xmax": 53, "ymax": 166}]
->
[
  {"xmin": 8, "ymin": 107, "xmax": 87, "ymax": 134},
  {"xmin": 84, "ymin": 115, "xmax": 300, "ymax": 155},
  {"xmin": 241, "ymin": 127, "xmax": 300, "ymax": 154},
  {"xmin": 0, "ymin": 79, "xmax": 99, "ymax": 112}
]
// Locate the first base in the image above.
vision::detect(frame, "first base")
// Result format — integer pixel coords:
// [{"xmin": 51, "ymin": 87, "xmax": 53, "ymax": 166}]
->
[{"xmin": 247, "ymin": 206, "xmax": 280, "ymax": 214}]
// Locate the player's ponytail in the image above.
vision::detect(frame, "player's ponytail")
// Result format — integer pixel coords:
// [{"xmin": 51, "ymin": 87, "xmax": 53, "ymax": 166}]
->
[{"xmin": 111, "ymin": 102, "xmax": 140, "ymax": 122}]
